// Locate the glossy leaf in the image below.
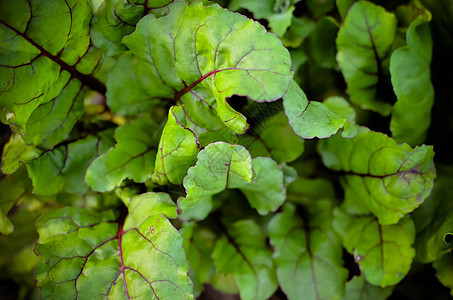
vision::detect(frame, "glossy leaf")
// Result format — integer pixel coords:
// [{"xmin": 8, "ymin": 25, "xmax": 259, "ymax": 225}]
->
[
  {"xmin": 333, "ymin": 209, "xmax": 416, "ymax": 287},
  {"xmin": 119, "ymin": 1, "xmax": 292, "ymax": 134},
  {"xmin": 153, "ymin": 106, "xmax": 200, "ymax": 185},
  {"xmin": 178, "ymin": 142, "xmax": 253, "ymax": 220},
  {"xmin": 343, "ymin": 275, "xmax": 393, "ymax": 300},
  {"xmin": 35, "ymin": 192, "xmax": 194, "ymax": 299},
  {"xmin": 336, "ymin": 1, "xmax": 397, "ymax": 115},
  {"xmin": 86, "ymin": 119, "xmax": 161, "ymax": 192},
  {"xmin": 283, "ymin": 80, "xmax": 348, "ymax": 139},
  {"xmin": 412, "ymin": 168, "xmax": 453, "ymax": 263},
  {"xmin": 268, "ymin": 202, "xmax": 347, "ymax": 300},
  {"xmin": 0, "ymin": 0, "xmax": 103, "ymax": 146},
  {"xmin": 309, "ymin": 17, "xmax": 339, "ymax": 69},
  {"xmin": 318, "ymin": 127, "xmax": 436, "ymax": 225},
  {"xmin": 28, "ymin": 131, "xmax": 114, "ymax": 195},
  {"xmin": 390, "ymin": 19, "xmax": 434, "ymax": 145},
  {"xmin": 239, "ymin": 157, "xmax": 285, "ymax": 215},
  {"xmin": 212, "ymin": 219, "xmax": 278, "ymax": 300}
]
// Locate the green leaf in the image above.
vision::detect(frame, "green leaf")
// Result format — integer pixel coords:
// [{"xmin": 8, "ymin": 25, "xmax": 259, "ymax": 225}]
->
[
  {"xmin": 336, "ymin": 0, "xmax": 355, "ymax": 20},
  {"xmin": 336, "ymin": 1, "xmax": 397, "ymax": 115},
  {"xmin": 35, "ymin": 192, "xmax": 194, "ymax": 299},
  {"xmin": 228, "ymin": 0, "xmax": 273, "ymax": 19},
  {"xmin": 239, "ymin": 157, "xmax": 285, "ymax": 215},
  {"xmin": 86, "ymin": 119, "xmax": 161, "ymax": 192},
  {"xmin": 283, "ymin": 80, "xmax": 348, "ymax": 139},
  {"xmin": 0, "ymin": 208, "xmax": 14, "ymax": 235},
  {"xmin": 181, "ymin": 222, "xmax": 218, "ymax": 297},
  {"xmin": 153, "ymin": 106, "xmax": 200, "ymax": 185},
  {"xmin": 412, "ymin": 168, "xmax": 453, "ymax": 262},
  {"xmin": 212, "ymin": 219, "xmax": 278, "ymax": 300},
  {"xmin": 433, "ymin": 253, "xmax": 453, "ymax": 297},
  {"xmin": 343, "ymin": 275, "xmax": 393, "ymax": 300},
  {"xmin": 309, "ymin": 17, "xmax": 339, "ymax": 69},
  {"xmin": 0, "ymin": 0, "xmax": 103, "ymax": 145},
  {"xmin": 286, "ymin": 177, "xmax": 336, "ymax": 205},
  {"xmin": 390, "ymin": 19, "xmax": 434, "ymax": 145},
  {"xmin": 318, "ymin": 127, "xmax": 436, "ymax": 225},
  {"xmin": 1, "ymin": 134, "xmax": 41, "ymax": 174},
  {"xmin": 268, "ymin": 202, "xmax": 347, "ymax": 300},
  {"xmin": 178, "ymin": 142, "xmax": 253, "ymax": 220},
  {"xmin": 333, "ymin": 209, "xmax": 416, "ymax": 287},
  {"xmin": 28, "ymin": 131, "xmax": 114, "ymax": 195},
  {"xmin": 239, "ymin": 110, "xmax": 305, "ymax": 163},
  {"xmin": 91, "ymin": 0, "xmax": 174, "ymax": 57},
  {"xmin": 268, "ymin": 6, "xmax": 295, "ymax": 37},
  {"xmin": 119, "ymin": 1, "xmax": 292, "ymax": 134}
]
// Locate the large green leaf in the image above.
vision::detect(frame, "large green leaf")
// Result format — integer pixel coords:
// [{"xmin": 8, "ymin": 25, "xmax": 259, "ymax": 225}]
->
[
  {"xmin": 28, "ymin": 131, "xmax": 114, "ymax": 195},
  {"xmin": 86, "ymin": 119, "xmax": 161, "ymax": 192},
  {"xmin": 283, "ymin": 80, "xmax": 349, "ymax": 139},
  {"xmin": 0, "ymin": 0, "xmax": 103, "ymax": 147},
  {"xmin": 413, "ymin": 167, "xmax": 453, "ymax": 263},
  {"xmin": 153, "ymin": 105, "xmax": 200, "ymax": 185},
  {"xmin": 35, "ymin": 192, "xmax": 194, "ymax": 299},
  {"xmin": 333, "ymin": 209, "xmax": 416, "ymax": 287},
  {"xmin": 178, "ymin": 142, "xmax": 253, "ymax": 220},
  {"xmin": 336, "ymin": 1, "xmax": 397, "ymax": 115},
  {"xmin": 390, "ymin": 19, "xmax": 434, "ymax": 145},
  {"xmin": 318, "ymin": 127, "xmax": 436, "ymax": 225},
  {"xmin": 115, "ymin": 1, "xmax": 292, "ymax": 134},
  {"xmin": 343, "ymin": 275, "xmax": 393, "ymax": 300},
  {"xmin": 212, "ymin": 219, "xmax": 278, "ymax": 300},
  {"xmin": 268, "ymin": 202, "xmax": 347, "ymax": 300}
]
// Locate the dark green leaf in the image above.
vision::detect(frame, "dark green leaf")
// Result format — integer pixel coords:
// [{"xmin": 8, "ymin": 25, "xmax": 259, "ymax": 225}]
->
[
  {"xmin": 333, "ymin": 209, "xmax": 416, "ymax": 287},
  {"xmin": 336, "ymin": 1, "xmax": 397, "ymax": 115},
  {"xmin": 212, "ymin": 219, "xmax": 278, "ymax": 300},
  {"xmin": 268, "ymin": 202, "xmax": 347, "ymax": 300},
  {"xmin": 433, "ymin": 253, "xmax": 453, "ymax": 297},
  {"xmin": 343, "ymin": 275, "xmax": 393, "ymax": 300}
]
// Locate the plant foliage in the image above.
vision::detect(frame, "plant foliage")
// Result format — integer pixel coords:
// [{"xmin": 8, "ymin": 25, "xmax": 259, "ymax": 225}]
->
[{"xmin": 0, "ymin": 0, "xmax": 452, "ymax": 299}]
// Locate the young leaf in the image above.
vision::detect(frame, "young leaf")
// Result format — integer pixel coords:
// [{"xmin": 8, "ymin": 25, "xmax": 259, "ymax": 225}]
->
[
  {"xmin": 283, "ymin": 80, "xmax": 348, "ymax": 139},
  {"xmin": 1, "ymin": 134, "xmax": 41, "ymax": 174},
  {"xmin": 343, "ymin": 275, "xmax": 393, "ymax": 300},
  {"xmin": 268, "ymin": 202, "xmax": 347, "ymax": 300},
  {"xmin": 212, "ymin": 219, "xmax": 278, "ymax": 300},
  {"xmin": 153, "ymin": 106, "xmax": 200, "ymax": 185},
  {"xmin": 390, "ymin": 19, "xmax": 434, "ymax": 145},
  {"xmin": 28, "ymin": 131, "xmax": 114, "ymax": 195},
  {"xmin": 333, "ymin": 209, "xmax": 416, "ymax": 287},
  {"xmin": 239, "ymin": 157, "xmax": 285, "ymax": 215},
  {"xmin": 0, "ymin": 0, "xmax": 103, "ymax": 144},
  {"xmin": 119, "ymin": 1, "xmax": 292, "ymax": 133},
  {"xmin": 318, "ymin": 127, "xmax": 436, "ymax": 225},
  {"xmin": 336, "ymin": 1, "xmax": 397, "ymax": 115},
  {"xmin": 178, "ymin": 142, "xmax": 253, "ymax": 220},
  {"xmin": 86, "ymin": 119, "xmax": 161, "ymax": 192},
  {"xmin": 35, "ymin": 192, "xmax": 194, "ymax": 299}
]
